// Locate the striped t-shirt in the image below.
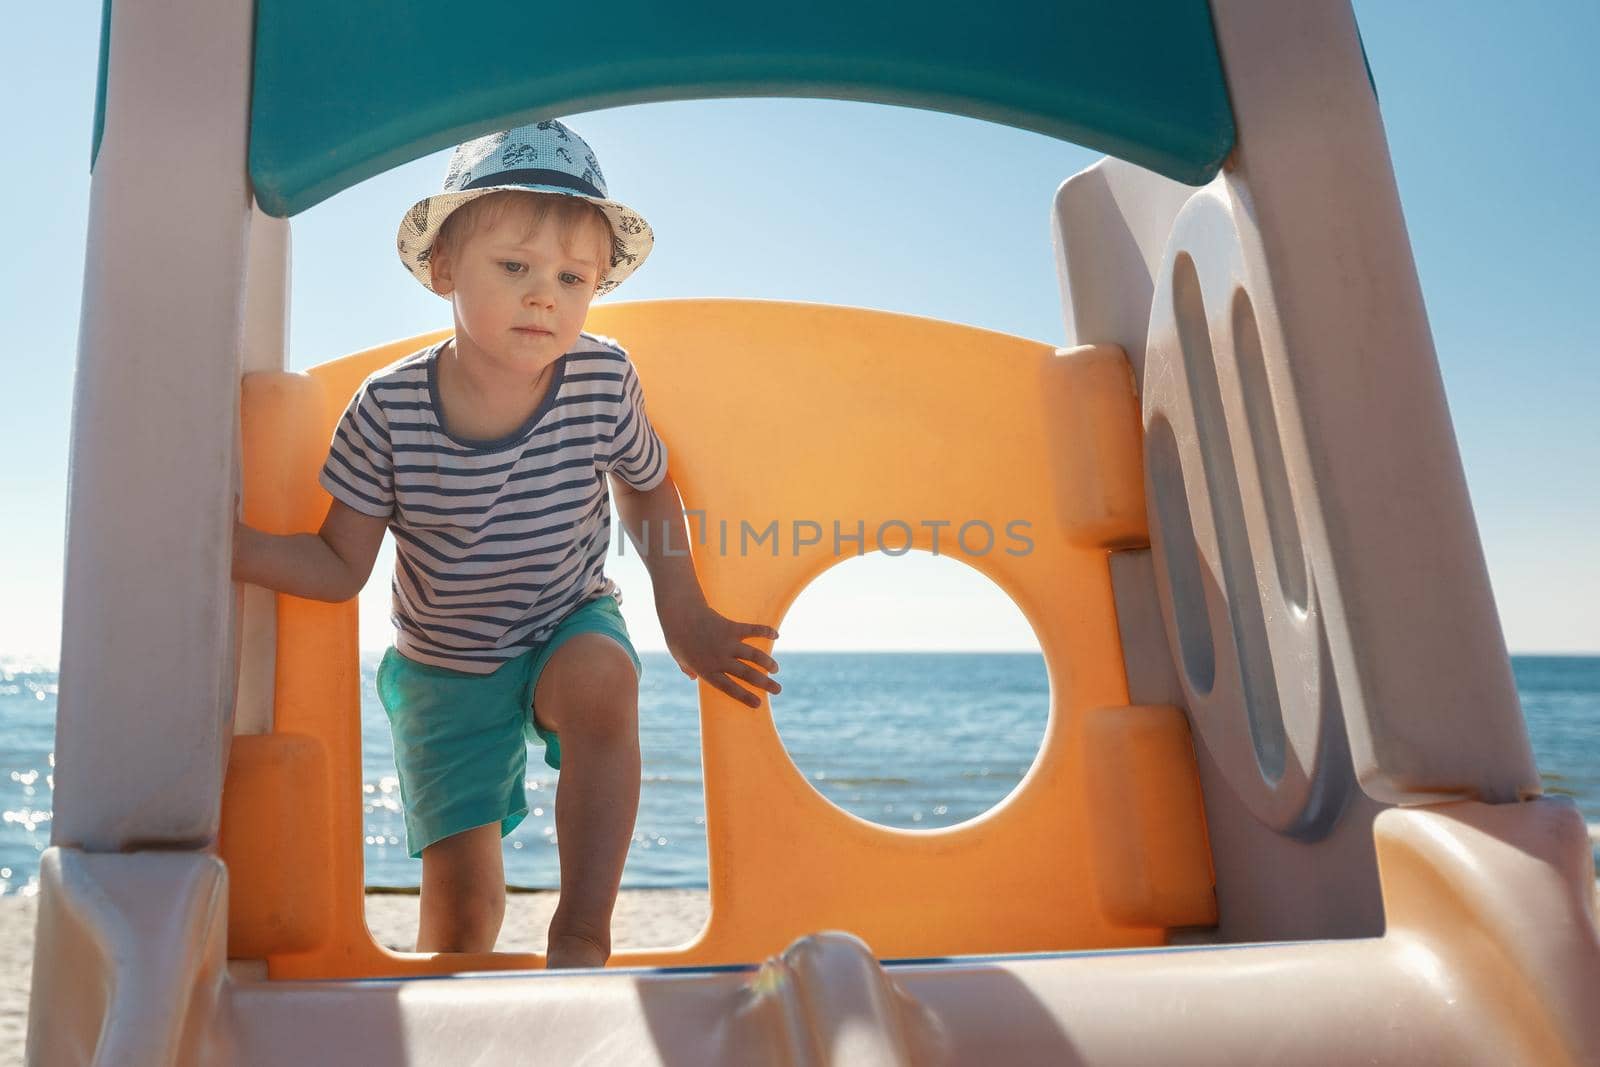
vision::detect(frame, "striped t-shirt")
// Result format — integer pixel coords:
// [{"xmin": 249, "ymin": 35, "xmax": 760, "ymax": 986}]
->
[{"xmin": 318, "ymin": 332, "xmax": 668, "ymax": 673}]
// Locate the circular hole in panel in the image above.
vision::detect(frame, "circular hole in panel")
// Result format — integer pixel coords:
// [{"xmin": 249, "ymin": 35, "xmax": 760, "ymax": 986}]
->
[{"xmin": 770, "ymin": 551, "xmax": 1049, "ymax": 830}]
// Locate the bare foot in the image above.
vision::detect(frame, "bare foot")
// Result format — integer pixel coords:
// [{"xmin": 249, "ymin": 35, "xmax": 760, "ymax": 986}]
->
[{"xmin": 545, "ymin": 931, "xmax": 609, "ymax": 970}]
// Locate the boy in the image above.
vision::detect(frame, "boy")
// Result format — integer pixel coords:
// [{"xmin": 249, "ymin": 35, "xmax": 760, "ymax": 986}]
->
[{"xmin": 233, "ymin": 121, "xmax": 781, "ymax": 968}]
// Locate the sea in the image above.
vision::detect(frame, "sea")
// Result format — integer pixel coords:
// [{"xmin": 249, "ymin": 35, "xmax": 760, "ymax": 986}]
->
[{"xmin": 1, "ymin": 653, "xmax": 1595, "ymax": 895}]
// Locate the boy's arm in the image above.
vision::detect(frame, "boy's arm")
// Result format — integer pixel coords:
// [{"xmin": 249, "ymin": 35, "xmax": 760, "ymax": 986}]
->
[
  {"xmin": 610, "ymin": 472, "xmax": 780, "ymax": 708},
  {"xmin": 233, "ymin": 499, "xmax": 388, "ymax": 603}
]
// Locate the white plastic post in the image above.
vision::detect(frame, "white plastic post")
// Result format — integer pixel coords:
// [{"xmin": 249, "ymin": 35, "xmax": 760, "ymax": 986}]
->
[
  {"xmin": 233, "ymin": 205, "xmax": 292, "ymax": 736},
  {"xmin": 1205, "ymin": 0, "xmax": 1537, "ymax": 803},
  {"xmin": 53, "ymin": 0, "xmax": 256, "ymax": 848}
]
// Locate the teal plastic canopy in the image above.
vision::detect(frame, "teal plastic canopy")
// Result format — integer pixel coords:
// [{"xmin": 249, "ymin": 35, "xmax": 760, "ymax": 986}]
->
[{"xmin": 102, "ymin": 1, "xmax": 1239, "ymax": 214}]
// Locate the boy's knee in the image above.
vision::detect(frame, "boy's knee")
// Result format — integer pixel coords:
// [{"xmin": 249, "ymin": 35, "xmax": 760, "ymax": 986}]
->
[
  {"xmin": 536, "ymin": 635, "xmax": 639, "ymax": 738},
  {"xmin": 563, "ymin": 681, "xmax": 639, "ymax": 745}
]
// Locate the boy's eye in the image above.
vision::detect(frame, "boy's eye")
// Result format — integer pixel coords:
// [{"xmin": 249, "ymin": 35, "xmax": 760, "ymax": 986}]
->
[{"xmin": 498, "ymin": 262, "xmax": 583, "ymax": 286}]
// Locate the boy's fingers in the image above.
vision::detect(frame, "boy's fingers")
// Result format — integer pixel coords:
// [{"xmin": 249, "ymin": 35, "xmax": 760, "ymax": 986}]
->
[
  {"xmin": 742, "ymin": 622, "xmax": 779, "ymax": 641},
  {"xmin": 733, "ymin": 643, "xmax": 779, "ymax": 674},
  {"xmin": 710, "ymin": 674, "xmax": 761, "ymax": 708},
  {"xmin": 727, "ymin": 661, "xmax": 780, "ymax": 695}
]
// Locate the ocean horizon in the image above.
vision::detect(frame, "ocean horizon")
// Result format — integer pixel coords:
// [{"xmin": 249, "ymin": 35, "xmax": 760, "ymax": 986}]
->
[{"xmin": 2, "ymin": 651, "xmax": 1595, "ymax": 896}]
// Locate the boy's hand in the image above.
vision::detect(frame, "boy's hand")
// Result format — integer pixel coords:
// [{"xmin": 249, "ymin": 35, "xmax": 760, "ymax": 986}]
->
[{"xmin": 658, "ymin": 598, "xmax": 780, "ymax": 709}]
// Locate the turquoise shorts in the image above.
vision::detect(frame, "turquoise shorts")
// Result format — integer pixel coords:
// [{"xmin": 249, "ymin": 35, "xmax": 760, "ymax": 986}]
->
[{"xmin": 374, "ymin": 595, "xmax": 643, "ymax": 858}]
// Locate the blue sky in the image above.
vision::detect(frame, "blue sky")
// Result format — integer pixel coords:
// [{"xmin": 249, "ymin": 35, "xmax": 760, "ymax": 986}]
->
[{"xmin": 1, "ymin": 2, "xmax": 1596, "ymax": 659}]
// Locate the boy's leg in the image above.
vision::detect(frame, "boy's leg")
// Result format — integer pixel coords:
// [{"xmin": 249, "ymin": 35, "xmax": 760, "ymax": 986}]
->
[
  {"xmin": 530, "ymin": 632, "xmax": 641, "ymax": 968},
  {"xmin": 416, "ymin": 822, "xmax": 507, "ymax": 953}
]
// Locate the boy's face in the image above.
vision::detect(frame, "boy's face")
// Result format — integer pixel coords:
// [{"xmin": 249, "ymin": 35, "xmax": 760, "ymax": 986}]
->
[{"xmin": 431, "ymin": 203, "xmax": 609, "ymax": 379}]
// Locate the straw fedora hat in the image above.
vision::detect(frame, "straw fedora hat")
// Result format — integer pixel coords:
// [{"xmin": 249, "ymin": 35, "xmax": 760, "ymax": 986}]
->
[{"xmin": 397, "ymin": 119, "xmax": 653, "ymax": 297}]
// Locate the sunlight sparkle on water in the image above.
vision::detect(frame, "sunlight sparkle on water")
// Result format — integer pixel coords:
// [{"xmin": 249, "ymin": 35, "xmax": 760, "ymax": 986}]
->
[{"xmin": 3, "ymin": 809, "xmax": 51, "ymax": 832}]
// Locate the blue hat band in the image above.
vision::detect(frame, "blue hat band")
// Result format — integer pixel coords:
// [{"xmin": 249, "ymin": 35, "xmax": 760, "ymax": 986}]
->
[{"xmin": 463, "ymin": 168, "xmax": 603, "ymax": 199}]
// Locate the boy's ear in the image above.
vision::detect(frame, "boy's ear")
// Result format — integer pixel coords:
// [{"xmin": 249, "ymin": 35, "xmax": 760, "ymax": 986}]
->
[{"xmin": 430, "ymin": 245, "xmax": 454, "ymax": 295}]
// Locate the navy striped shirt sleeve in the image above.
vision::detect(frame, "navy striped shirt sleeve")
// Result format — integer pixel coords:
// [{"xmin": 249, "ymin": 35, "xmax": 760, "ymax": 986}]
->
[
  {"xmin": 604, "ymin": 356, "xmax": 668, "ymax": 491},
  {"xmin": 318, "ymin": 382, "xmax": 396, "ymax": 518}
]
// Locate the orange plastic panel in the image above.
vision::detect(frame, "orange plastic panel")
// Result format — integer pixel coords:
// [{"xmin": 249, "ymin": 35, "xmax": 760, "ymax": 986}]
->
[
  {"xmin": 1081, "ymin": 705, "xmax": 1215, "ymax": 925},
  {"xmin": 1045, "ymin": 344, "xmax": 1149, "ymax": 548},
  {"xmin": 225, "ymin": 300, "xmax": 1216, "ymax": 978},
  {"xmin": 218, "ymin": 734, "xmax": 332, "ymax": 956}
]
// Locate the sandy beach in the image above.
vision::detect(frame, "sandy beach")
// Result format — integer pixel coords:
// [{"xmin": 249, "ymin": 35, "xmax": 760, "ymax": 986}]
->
[{"xmin": 0, "ymin": 888, "xmax": 710, "ymax": 1063}]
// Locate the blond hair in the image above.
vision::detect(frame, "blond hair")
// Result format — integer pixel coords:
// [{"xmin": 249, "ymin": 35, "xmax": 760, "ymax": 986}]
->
[{"xmin": 432, "ymin": 190, "xmax": 612, "ymax": 281}]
